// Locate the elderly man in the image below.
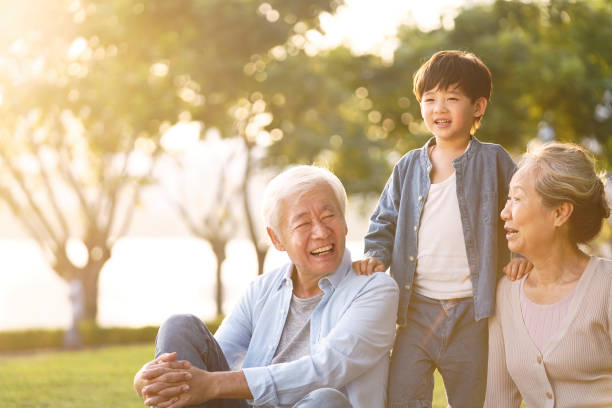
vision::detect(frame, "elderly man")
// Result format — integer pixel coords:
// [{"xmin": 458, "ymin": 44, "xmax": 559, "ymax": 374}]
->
[{"xmin": 133, "ymin": 165, "xmax": 399, "ymax": 408}]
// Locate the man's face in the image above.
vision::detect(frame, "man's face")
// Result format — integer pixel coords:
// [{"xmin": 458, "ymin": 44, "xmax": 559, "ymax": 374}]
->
[{"xmin": 268, "ymin": 183, "xmax": 348, "ymax": 280}]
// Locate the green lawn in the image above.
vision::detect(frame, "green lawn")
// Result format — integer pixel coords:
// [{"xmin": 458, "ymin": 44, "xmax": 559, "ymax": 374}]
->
[{"xmin": 0, "ymin": 344, "xmax": 449, "ymax": 407}]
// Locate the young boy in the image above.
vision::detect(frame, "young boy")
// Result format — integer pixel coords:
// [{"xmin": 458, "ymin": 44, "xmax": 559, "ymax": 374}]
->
[{"xmin": 354, "ymin": 50, "xmax": 530, "ymax": 407}]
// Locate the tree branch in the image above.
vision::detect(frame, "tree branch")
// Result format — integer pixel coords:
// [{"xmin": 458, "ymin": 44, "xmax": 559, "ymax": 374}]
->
[
  {"xmin": 33, "ymin": 145, "xmax": 71, "ymax": 241},
  {"xmin": 0, "ymin": 149, "xmax": 64, "ymax": 250}
]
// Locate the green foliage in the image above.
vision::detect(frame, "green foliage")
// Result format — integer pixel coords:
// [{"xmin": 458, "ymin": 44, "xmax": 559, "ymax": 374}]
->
[
  {"xmin": 0, "ymin": 318, "xmax": 221, "ymax": 352},
  {"xmin": 261, "ymin": 0, "xmax": 612, "ymax": 195}
]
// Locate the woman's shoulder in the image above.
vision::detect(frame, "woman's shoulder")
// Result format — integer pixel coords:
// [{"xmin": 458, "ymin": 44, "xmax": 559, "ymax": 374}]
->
[
  {"xmin": 494, "ymin": 276, "xmax": 521, "ymax": 311},
  {"xmin": 586, "ymin": 257, "xmax": 612, "ymax": 290},
  {"xmin": 586, "ymin": 256, "xmax": 612, "ymax": 281}
]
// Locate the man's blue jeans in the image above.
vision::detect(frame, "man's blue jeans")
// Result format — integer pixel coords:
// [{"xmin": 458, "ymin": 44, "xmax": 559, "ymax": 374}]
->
[
  {"xmin": 155, "ymin": 314, "xmax": 352, "ymax": 408},
  {"xmin": 387, "ymin": 293, "xmax": 488, "ymax": 408}
]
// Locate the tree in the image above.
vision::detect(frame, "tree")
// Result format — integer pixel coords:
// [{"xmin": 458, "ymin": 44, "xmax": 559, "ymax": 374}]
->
[
  {"xmin": 163, "ymin": 135, "xmax": 241, "ymax": 316},
  {"xmin": 0, "ymin": 0, "xmax": 338, "ymax": 320},
  {"xmin": 255, "ymin": 0, "xmax": 612, "ymax": 200}
]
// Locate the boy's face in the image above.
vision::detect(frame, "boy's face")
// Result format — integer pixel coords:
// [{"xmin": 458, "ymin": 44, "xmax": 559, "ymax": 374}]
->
[{"xmin": 420, "ymin": 83, "xmax": 487, "ymax": 143}]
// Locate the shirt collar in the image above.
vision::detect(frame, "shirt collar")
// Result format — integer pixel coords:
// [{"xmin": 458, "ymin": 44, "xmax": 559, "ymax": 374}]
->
[
  {"xmin": 420, "ymin": 135, "xmax": 481, "ymax": 169},
  {"xmin": 279, "ymin": 248, "xmax": 352, "ymax": 291}
]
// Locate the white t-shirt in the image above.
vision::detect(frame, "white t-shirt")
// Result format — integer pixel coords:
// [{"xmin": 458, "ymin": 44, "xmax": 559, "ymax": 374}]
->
[{"xmin": 414, "ymin": 171, "xmax": 473, "ymax": 299}]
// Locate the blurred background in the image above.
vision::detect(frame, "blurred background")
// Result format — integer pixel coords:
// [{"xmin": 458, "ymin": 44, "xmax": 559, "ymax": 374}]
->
[{"xmin": 1, "ymin": 0, "xmax": 611, "ymax": 338}]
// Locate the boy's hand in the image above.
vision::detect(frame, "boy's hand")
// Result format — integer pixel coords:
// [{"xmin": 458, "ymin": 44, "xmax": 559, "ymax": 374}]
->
[
  {"xmin": 503, "ymin": 258, "xmax": 533, "ymax": 281},
  {"xmin": 353, "ymin": 257, "xmax": 386, "ymax": 275}
]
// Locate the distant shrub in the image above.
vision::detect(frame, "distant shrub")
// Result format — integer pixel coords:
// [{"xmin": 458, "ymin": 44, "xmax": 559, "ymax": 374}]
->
[{"xmin": 0, "ymin": 316, "xmax": 223, "ymax": 352}]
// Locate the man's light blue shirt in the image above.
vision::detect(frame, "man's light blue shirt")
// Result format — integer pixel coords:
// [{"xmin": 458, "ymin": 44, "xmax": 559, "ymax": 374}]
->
[{"xmin": 215, "ymin": 249, "xmax": 399, "ymax": 408}]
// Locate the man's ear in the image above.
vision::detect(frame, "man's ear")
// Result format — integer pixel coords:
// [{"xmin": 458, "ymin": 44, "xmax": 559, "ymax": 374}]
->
[
  {"xmin": 473, "ymin": 97, "xmax": 488, "ymax": 118},
  {"xmin": 267, "ymin": 227, "xmax": 285, "ymax": 251},
  {"xmin": 553, "ymin": 202, "xmax": 574, "ymax": 228}
]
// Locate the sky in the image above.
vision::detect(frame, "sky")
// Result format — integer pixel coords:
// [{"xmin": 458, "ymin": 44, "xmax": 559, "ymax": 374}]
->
[{"xmin": 312, "ymin": 0, "xmax": 486, "ymax": 60}]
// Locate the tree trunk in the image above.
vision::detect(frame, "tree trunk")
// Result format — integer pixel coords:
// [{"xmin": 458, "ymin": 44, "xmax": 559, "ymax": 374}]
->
[
  {"xmin": 256, "ymin": 245, "xmax": 267, "ymax": 276},
  {"xmin": 81, "ymin": 267, "xmax": 100, "ymax": 321},
  {"xmin": 210, "ymin": 239, "xmax": 227, "ymax": 317},
  {"xmin": 215, "ymin": 251, "xmax": 226, "ymax": 317}
]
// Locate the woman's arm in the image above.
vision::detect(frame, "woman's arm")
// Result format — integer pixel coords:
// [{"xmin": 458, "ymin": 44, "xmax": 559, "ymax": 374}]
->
[{"xmin": 484, "ymin": 310, "xmax": 522, "ymax": 408}]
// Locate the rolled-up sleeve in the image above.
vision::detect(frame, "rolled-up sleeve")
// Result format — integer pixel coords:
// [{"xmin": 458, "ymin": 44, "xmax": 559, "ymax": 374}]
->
[{"xmin": 243, "ymin": 274, "xmax": 399, "ymax": 407}]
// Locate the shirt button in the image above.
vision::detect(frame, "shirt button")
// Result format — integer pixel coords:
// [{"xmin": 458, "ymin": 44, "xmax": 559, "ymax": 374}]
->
[
  {"xmin": 418, "ymin": 195, "xmax": 423, "ymax": 201},
  {"xmin": 409, "ymin": 256, "xmax": 414, "ymax": 261},
  {"xmin": 268, "ymin": 345, "xmax": 274, "ymax": 350},
  {"xmin": 413, "ymin": 226, "xmax": 417, "ymax": 231},
  {"xmin": 285, "ymin": 281, "xmax": 290, "ymax": 287},
  {"xmin": 404, "ymin": 284, "xmax": 411, "ymax": 290},
  {"xmin": 537, "ymin": 356, "xmax": 542, "ymax": 364},
  {"xmin": 546, "ymin": 392, "xmax": 552, "ymax": 399}
]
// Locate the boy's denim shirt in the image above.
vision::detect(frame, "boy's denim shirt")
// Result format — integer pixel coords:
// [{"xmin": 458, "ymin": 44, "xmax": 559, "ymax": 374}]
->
[{"xmin": 364, "ymin": 136, "xmax": 516, "ymax": 323}]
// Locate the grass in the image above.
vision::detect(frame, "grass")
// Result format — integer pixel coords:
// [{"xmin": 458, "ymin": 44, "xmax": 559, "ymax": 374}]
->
[
  {"xmin": 0, "ymin": 344, "xmax": 153, "ymax": 408},
  {"xmin": 0, "ymin": 344, "xmax": 450, "ymax": 407}
]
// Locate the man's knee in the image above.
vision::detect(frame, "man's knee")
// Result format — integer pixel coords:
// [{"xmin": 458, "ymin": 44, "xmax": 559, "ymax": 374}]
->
[
  {"xmin": 293, "ymin": 388, "xmax": 352, "ymax": 408},
  {"xmin": 156, "ymin": 314, "xmax": 211, "ymax": 353}
]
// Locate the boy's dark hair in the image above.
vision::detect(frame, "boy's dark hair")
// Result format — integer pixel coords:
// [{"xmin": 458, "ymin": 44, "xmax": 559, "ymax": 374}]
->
[{"xmin": 413, "ymin": 50, "xmax": 492, "ymax": 132}]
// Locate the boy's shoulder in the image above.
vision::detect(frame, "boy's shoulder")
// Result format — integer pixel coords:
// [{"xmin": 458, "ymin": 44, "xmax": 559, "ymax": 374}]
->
[
  {"xmin": 395, "ymin": 142, "xmax": 428, "ymax": 167},
  {"xmin": 472, "ymin": 138, "xmax": 512, "ymax": 158}
]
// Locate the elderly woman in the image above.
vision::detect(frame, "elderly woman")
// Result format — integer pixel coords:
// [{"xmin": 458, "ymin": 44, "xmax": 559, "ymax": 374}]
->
[{"xmin": 484, "ymin": 143, "xmax": 612, "ymax": 407}]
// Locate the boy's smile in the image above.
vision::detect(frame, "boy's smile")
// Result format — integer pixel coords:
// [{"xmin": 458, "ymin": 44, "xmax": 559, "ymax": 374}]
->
[{"xmin": 420, "ymin": 84, "xmax": 486, "ymax": 143}]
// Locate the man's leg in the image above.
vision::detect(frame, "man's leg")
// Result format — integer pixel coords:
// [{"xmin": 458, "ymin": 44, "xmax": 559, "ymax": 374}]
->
[
  {"xmin": 291, "ymin": 388, "xmax": 352, "ymax": 408},
  {"xmin": 388, "ymin": 294, "xmax": 441, "ymax": 408},
  {"xmin": 155, "ymin": 314, "xmax": 248, "ymax": 408},
  {"xmin": 436, "ymin": 299, "xmax": 488, "ymax": 408}
]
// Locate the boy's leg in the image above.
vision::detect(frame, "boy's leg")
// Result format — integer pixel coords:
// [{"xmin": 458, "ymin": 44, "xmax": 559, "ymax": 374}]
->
[
  {"xmin": 155, "ymin": 314, "xmax": 248, "ymax": 408},
  {"xmin": 435, "ymin": 299, "xmax": 488, "ymax": 408},
  {"xmin": 388, "ymin": 294, "xmax": 442, "ymax": 408}
]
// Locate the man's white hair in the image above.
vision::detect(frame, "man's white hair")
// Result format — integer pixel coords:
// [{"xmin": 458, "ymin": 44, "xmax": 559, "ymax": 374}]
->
[{"xmin": 263, "ymin": 165, "xmax": 347, "ymax": 234}]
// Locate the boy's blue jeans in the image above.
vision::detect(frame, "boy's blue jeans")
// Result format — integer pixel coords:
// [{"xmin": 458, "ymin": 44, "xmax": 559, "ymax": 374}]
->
[
  {"xmin": 387, "ymin": 293, "xmax": 488, "ymax": 408},
  {"xmin": 155, "ymin": 314, "xmax": 352, "ymax": 408}
]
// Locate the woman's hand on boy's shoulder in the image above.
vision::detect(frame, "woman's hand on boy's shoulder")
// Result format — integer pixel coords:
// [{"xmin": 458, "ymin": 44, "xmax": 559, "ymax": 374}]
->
[
  {"xmin": 353, "ymin": 257, "xmax": 386, "ymax": 275},
  {"xmin": 503, "ymin": 257, "xmax": 533, "ymax": 281}
]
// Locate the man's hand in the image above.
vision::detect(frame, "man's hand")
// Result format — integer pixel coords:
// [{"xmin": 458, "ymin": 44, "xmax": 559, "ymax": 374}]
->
[
  {"xmin": 352, "ymin": 257, "xmax": 386, "ymax": 275},
  {"xmin": 502, "ymin": 257, "xmax": 533, "ymax": 281},
  {"xmin": 144, "ymin": 368, "xmax": 252, "ymax": 408},
  {"xmin": 134, "ymin": 352, "xmax": 192, "ymax": 406}
]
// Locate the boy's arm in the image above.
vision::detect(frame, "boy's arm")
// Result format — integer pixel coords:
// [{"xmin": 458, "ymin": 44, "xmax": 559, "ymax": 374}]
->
[
  {"xmin": 363, "ymin": 163, "xmax": 403, "ymax": 268},
  {"xmin": 497, "ymin": 147, "xmax": 529, "ymax": 279}
]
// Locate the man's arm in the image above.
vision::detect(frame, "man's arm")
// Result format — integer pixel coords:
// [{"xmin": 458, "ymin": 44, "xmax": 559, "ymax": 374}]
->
[{"xmin": 242, "ymin": 274, "xmax": 400, "ymax": 407}]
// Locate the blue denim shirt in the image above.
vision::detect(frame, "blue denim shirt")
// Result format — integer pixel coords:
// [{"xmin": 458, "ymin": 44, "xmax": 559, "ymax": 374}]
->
[
  {"xmin": 215, "ymin": 249, "xmax": 399, "ymax": 408},
  {"xmin": 364, "ymin": 137, "xmax": 516, "ymax": 322}
]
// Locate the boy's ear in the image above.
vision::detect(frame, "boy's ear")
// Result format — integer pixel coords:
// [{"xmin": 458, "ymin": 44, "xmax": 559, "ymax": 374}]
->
[{"xmin": 473, "ymin": 97, "xmax": 488, "ymax": 118}]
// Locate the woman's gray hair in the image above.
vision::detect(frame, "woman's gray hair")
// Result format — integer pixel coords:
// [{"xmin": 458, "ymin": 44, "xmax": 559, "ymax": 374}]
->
[
  {"xmin": 519, "ymin": 142, "xmax": 610, "ymax": 243},
  {"xmin": 263, "ymin": 165, "xmax": 347, "ymax": 234}
]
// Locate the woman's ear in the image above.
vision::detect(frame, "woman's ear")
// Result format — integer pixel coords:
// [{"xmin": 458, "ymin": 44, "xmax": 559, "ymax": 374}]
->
[
  {"xmin": 267, "ymin": 227, "xmax": 285, "ymax": 251},
  {"xmin": 553, "ymin": 202, "xmax": 574, "ymax": 228}
]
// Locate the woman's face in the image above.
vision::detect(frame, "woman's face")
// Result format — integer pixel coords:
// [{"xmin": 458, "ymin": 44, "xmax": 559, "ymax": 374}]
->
[{"xmin": 500, "ymin": 167, "xmax": 557, "ymax": 259}]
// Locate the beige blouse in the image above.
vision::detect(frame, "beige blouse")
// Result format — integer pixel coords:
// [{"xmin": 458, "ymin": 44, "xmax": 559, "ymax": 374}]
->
[{"xmin": 485, "ymin": 257, "xmax": 612, "ymax": 408}]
